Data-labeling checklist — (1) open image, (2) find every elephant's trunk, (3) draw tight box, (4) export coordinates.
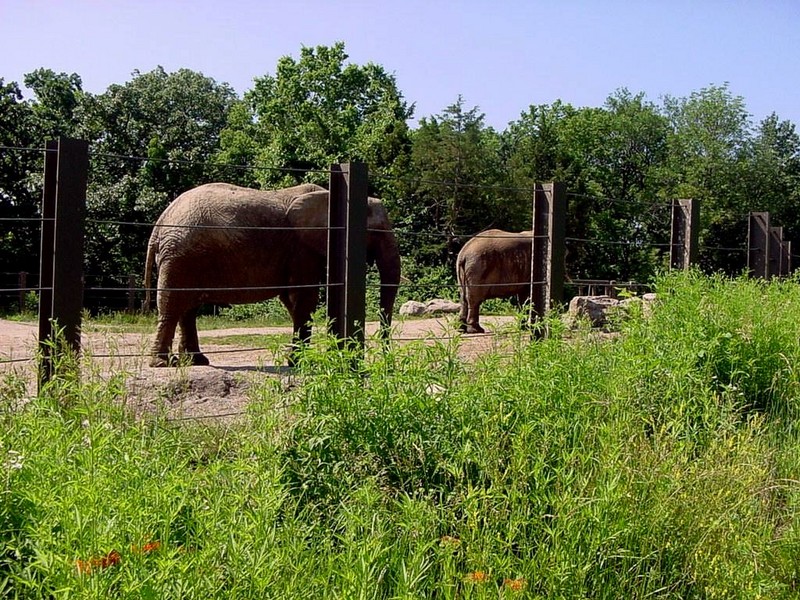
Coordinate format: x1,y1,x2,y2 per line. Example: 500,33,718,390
374,229,401,332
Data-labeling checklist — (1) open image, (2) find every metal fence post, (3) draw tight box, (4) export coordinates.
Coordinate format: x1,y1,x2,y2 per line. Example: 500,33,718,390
670,198,699,270
38,137,88,388
529,182,566,335
327,162,368,351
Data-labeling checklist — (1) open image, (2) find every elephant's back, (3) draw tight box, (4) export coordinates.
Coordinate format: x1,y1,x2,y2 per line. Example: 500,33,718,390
156,183,287,228
151,183,296,278
458,229,533,282
459,229,533,257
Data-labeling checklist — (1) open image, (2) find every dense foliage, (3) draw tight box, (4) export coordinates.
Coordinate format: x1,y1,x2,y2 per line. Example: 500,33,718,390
1,43,799,309
5,273,800,597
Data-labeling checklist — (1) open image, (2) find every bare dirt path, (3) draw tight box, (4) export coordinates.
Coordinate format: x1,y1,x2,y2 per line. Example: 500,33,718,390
0,316,517,421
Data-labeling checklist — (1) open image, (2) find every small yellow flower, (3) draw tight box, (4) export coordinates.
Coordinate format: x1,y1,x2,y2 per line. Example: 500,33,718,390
503,577,527,592
75,550,121,575
439,535,460,547
464,570,489,584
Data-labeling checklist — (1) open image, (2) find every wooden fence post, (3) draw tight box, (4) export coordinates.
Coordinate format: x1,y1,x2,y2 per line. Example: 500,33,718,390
18,272,27,313
783,240,792,275
529,182,566,335
670,198,699,270
38,141,58,386
327,162,368,351
127,274,137,313
747,212,770,279
38,137,88,389
769,226,784,279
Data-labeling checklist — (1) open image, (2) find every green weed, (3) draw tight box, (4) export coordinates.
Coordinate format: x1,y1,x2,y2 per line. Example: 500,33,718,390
4,272,800,597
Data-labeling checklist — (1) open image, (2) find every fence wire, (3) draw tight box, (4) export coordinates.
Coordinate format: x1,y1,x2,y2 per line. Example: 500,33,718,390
90,149,337,177
0,143,790,374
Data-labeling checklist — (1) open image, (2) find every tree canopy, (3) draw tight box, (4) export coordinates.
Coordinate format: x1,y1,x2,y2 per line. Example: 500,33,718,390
223,42,413,191
1,44,799,311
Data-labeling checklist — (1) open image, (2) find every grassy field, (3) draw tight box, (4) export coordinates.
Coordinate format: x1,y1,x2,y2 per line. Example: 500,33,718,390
3,271,800,598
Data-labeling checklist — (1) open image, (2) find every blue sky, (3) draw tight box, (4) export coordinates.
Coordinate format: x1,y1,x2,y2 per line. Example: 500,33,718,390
3,0,799,130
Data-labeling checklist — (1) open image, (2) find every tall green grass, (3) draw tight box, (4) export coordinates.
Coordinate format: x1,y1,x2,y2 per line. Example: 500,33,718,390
4,271,800,598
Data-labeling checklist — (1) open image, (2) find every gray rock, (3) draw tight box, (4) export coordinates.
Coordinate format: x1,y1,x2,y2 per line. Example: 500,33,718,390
400,299,461,316
568,295,621,327
567,293,657,327
424,299,460,315
399,300,427,316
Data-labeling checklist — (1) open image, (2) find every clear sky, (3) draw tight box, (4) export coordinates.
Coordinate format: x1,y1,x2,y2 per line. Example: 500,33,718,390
2,0,799,131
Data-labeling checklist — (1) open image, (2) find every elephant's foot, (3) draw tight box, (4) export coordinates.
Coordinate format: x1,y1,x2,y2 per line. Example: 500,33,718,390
150,352,209,367
287,346,304,368
150,355,170,368
287,339,309,368
173,352,209,367
465,323,485,334
188,352,210,366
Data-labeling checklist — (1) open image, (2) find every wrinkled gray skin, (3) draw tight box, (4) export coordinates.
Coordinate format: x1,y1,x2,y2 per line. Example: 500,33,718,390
144,182,401,367
456,229,533,333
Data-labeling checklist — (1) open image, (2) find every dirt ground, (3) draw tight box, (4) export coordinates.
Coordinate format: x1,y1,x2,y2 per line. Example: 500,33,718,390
0,316,517,421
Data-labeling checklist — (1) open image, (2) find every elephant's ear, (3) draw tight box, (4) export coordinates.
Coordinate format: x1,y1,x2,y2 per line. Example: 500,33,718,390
285,190,330,255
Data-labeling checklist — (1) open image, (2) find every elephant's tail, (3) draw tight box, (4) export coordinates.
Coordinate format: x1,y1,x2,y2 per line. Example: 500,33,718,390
143,230,158,312
456,255,467,302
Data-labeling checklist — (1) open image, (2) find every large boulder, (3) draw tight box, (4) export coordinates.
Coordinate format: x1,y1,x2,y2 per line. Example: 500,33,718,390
566,293,657,328
423,299,460,315
399,299,461,317
399,301,427,316
568,295,620,327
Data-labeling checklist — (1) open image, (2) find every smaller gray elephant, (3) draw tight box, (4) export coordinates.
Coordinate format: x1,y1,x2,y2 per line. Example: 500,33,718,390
456,229,534,333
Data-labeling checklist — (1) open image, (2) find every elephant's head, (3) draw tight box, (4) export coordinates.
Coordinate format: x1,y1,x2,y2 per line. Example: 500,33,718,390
286,190,401,330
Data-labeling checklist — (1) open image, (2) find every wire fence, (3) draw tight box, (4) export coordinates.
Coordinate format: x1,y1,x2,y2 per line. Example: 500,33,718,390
0,143,786,375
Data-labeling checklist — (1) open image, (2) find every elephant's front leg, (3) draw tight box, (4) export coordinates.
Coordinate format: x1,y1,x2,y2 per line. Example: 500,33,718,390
178,307,209,366
281,289,318,367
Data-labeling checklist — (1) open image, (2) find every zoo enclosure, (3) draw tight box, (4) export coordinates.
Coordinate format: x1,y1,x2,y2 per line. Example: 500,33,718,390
1,137,796,376
25,139,375,384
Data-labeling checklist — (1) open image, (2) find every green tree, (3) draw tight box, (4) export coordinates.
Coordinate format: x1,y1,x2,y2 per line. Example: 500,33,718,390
661,84,752,273
77,67,237,303
393,97,510,271
0,79,39,292
504,92,670,283
748,114,800,244
80,66,236,207
239,42,413,191
23,68,84,140
0,70,86,289
558,91,670,281
502,100,577,188
213,100,261,188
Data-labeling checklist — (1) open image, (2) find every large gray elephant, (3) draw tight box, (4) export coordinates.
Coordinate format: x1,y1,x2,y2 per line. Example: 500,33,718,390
456,229,533,333
143,182,401,367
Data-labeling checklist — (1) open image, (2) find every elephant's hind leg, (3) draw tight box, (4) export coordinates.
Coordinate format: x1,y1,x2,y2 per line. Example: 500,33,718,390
465,305,486,334
457,291,469,332
178,308,209,366
463,286,485,334
150,314,179,367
